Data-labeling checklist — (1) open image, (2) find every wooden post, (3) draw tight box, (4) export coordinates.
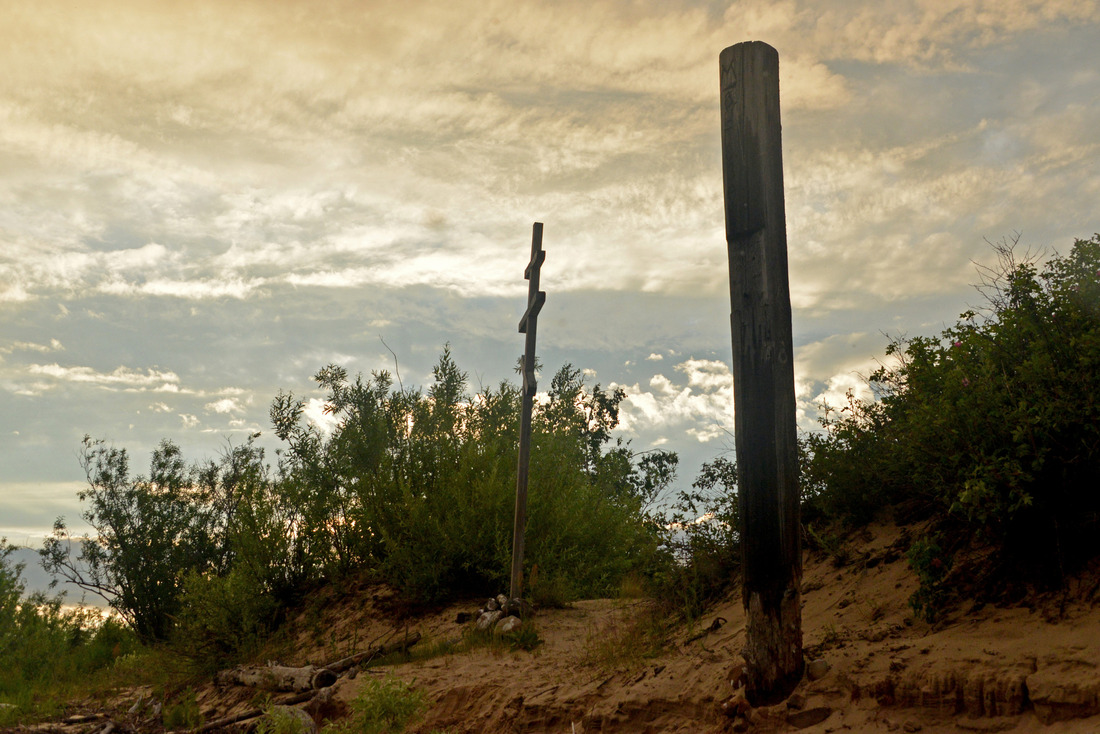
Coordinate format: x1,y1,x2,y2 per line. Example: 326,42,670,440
719,41,803,705
511,222,545,601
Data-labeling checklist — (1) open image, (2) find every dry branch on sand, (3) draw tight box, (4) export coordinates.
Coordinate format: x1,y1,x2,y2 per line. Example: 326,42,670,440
213,631,421,693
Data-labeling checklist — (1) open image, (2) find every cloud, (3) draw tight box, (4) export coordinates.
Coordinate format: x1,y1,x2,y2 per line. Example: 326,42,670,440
617,338,891,446
1,0,1098,502
1,339,63,354
27,363,181,391
615,358,735,444
721,0,1100,70
1,0,1094,318
204,397,244,415
302,398,339,436
793,332,886,428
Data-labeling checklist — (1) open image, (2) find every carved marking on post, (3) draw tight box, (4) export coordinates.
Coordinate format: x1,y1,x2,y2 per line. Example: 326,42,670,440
510,222,545,600
720,41,803,705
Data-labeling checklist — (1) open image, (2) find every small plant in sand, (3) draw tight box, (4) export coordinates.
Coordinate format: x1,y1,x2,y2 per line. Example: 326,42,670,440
161,687,202,730
581,603,668,672
257,705,313,734
461,620,543,655
322,676,427,734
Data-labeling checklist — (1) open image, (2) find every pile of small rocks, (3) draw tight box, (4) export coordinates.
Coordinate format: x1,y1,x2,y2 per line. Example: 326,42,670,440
465,594,531,635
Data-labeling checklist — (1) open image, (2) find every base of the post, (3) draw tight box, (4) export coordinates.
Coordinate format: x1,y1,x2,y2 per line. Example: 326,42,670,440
743,586,804,706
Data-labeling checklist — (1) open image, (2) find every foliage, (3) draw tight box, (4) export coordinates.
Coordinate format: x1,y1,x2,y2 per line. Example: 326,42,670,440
41,438,219,641
502,622,543,652
42,434,298,652
50,346,678,649
650,457,741,619
162,686,202,730
257,705,311,734
803,235,1100,602
322,676,427,734
462,618,543,654
272,347,676,605
906,535,953,621
581,603,669,673
172,566,278,673
0,541,140,723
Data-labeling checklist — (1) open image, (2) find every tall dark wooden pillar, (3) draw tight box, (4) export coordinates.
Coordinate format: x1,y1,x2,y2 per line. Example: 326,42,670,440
719,40,803,705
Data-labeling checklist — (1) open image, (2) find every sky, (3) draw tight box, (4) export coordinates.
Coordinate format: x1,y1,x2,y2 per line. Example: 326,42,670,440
2,0,1099,554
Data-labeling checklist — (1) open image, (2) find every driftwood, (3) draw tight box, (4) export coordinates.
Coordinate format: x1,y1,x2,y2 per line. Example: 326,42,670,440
684,616,728,644
193,691,315,733
213,631,422,694
214,663,337,692
325,631,422,674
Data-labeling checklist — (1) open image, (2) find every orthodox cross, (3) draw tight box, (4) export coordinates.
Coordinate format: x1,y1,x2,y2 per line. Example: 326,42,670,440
510,222,545,601
720,41,803,704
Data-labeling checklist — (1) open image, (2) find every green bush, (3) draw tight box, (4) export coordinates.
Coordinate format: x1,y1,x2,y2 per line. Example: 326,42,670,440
906,535,953,621
40,438,220,641
257,705,312,734
162,687,202,730
0,541,140,722
323,676,427,734
272,347,675,605
51,346,678,645
43,433,306,649
650,457,741,618
172,565,278,671
804,235,1100,599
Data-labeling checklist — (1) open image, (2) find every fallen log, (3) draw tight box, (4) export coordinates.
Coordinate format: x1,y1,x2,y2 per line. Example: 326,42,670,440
194,691,315,733
324,631,422,674
213,631,422,693
214,663,337,692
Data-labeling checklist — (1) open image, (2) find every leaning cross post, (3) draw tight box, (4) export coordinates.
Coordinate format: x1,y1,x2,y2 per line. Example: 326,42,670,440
510,222,546,601
719,41,803,704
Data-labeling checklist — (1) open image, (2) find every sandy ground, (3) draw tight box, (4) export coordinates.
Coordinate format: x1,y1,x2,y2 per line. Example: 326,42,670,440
253,522,1100,733
34,523,1100,733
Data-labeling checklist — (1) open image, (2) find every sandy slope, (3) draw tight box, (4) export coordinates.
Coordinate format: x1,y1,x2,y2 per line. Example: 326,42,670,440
38,523,1100,733
295,523,1100,733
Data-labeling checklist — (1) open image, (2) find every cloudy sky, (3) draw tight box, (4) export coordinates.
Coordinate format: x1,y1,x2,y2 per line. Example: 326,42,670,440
2,0,1099,548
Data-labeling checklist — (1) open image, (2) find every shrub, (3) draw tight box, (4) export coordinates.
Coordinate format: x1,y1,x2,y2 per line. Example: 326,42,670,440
0,541,140,722
162,687,202,730
172,565,278,672
272,348,675,605
40,439,219,641
257,705,313,734
804,235,1100,596
51,346,679,645
906,535,953,621
323,676,427,734
650,457,741,618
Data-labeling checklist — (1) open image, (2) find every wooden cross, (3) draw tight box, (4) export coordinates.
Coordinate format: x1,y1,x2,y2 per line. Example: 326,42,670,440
720,41,803,705
510,222,545,600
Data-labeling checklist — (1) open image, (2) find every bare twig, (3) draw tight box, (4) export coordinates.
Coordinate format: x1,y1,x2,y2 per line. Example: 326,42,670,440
379,335,403,391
